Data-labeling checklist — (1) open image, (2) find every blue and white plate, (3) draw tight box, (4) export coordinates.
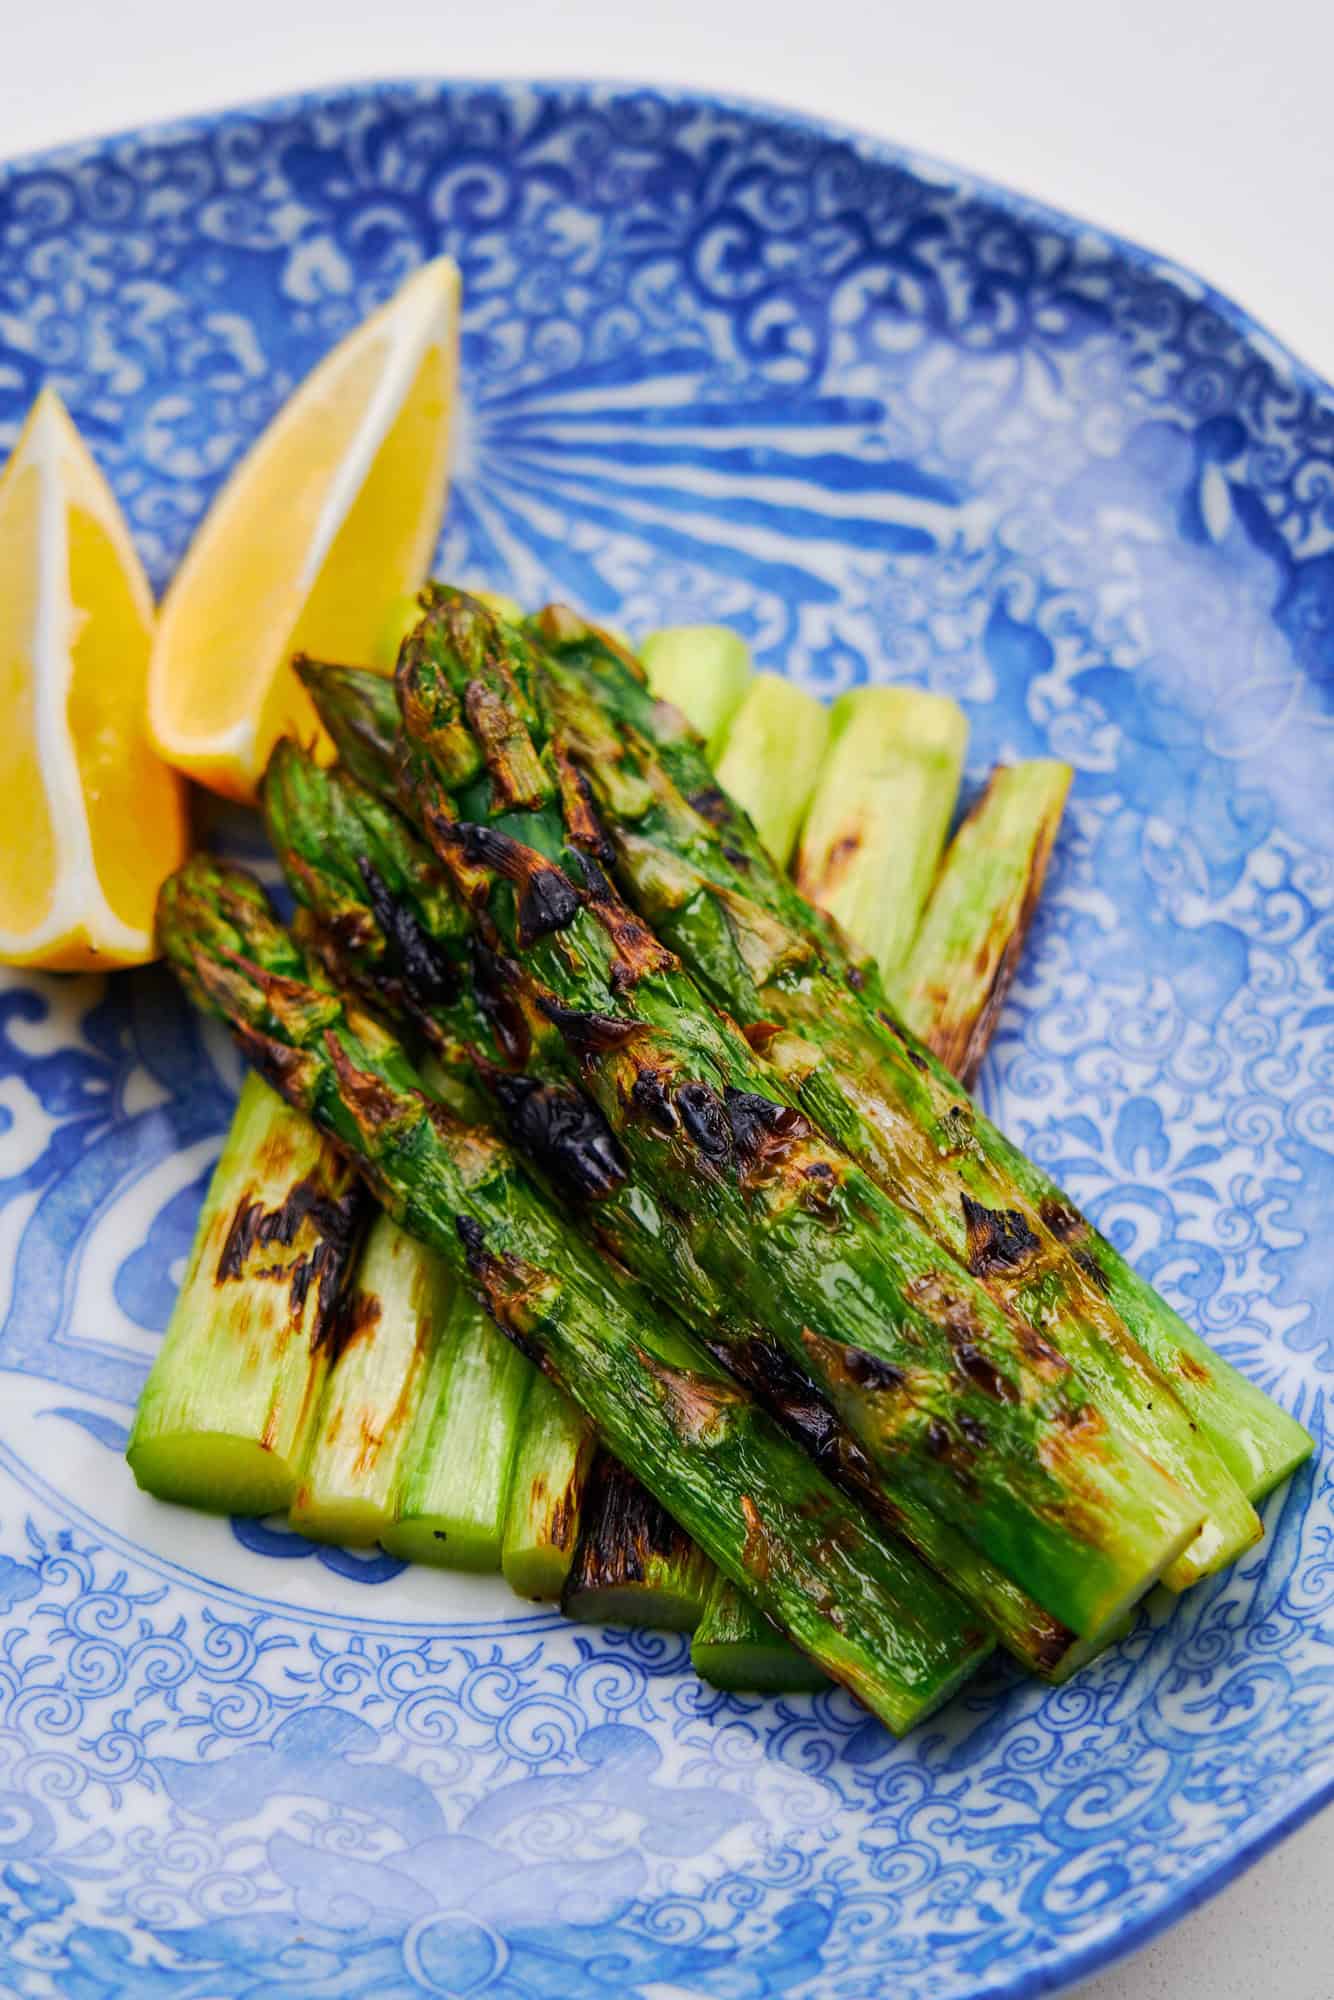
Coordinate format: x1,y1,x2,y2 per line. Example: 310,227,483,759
0,80,1330,2000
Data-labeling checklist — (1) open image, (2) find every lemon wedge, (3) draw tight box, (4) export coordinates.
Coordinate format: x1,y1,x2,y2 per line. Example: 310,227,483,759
0,389,189,971
149,256,461,802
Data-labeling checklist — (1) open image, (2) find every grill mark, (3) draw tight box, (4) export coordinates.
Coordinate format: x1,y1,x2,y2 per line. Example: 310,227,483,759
962,1193,1041,1276
537,994,645,1059
952,1341,1020,1403
688,786,731,826
356,857,459,1007
629,1068,678,1135
468,935,533,1068
449,823,583,946
492,1073,628,1201
216,1172,363,1348
724,1087,813,1185
1040,1198,1087,1242
676,1081,731,1162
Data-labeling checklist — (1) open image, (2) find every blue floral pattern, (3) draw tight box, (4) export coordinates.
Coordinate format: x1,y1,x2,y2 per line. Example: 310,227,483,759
0,79,1330,2000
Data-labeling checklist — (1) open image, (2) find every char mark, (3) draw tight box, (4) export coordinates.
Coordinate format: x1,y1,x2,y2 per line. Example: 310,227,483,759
454,823,582,946
630,1068,678,1136
356,857,459,1008
537,994,644,1058
676,1081,732,1162
687,786,732,827
492,1074,628,1201
952,1340,1019,1402
962,1193,1041,1276
467,934,533,1068
217,1173,363,1343
724,1087,812,1176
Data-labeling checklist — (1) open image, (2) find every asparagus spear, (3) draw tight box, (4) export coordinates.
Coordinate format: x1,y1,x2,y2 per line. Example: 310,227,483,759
503,1373,596,1599
128,1072,365,1514
562,1455,715,1631
265,728,1086,1677
639,624,752,759
794,685,969,978
388,593,1205,1641
532,614,1270,1575
289,1209,442,1544
382,1283,530,1568
156,856,994,1733
895,761,1072,1081
713,673,831,867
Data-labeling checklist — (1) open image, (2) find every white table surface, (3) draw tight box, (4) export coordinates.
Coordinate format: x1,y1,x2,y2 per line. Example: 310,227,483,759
4,4,1330,1994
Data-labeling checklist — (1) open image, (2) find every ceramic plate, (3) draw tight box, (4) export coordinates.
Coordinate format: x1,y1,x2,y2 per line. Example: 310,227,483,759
0,80,1330,2000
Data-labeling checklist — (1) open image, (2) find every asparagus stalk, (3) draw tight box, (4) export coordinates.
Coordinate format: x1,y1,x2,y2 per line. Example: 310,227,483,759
532,614,1269,1578
387,593,1205,1641
713,672,831,867
692,1570,830,1694
381,1283,530,1568
128,1072,365,1514
639,624,752,759
156,856,994,1733
794,685,969,978
896,761,1073,1080
695,767,1067,1691
266,727,1086,1677
562,1455,715,1631
502,1374,596,1599
289,1209,443,1544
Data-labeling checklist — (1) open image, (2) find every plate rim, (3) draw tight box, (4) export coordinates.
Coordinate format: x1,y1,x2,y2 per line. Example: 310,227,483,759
1,71,1330,2000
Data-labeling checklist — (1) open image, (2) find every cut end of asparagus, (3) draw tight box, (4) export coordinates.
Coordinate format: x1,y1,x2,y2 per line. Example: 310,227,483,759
713,672,832,867
500,1374,595,1600
796,684,968,978
129,1433,298,1517
381,1292,530,1573
691,1574,830,1692
639,624,752,760
561,1455,715,1632
383,1513,512,1571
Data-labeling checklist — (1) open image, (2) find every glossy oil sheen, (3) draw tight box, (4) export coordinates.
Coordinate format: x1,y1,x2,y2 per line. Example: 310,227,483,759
0,78,1330,2000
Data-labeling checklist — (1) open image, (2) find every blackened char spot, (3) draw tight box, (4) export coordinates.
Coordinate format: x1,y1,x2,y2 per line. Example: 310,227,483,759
455,823,582,947
724,1087,811,1176
356,858,458,1007
455,1214,487,1264
676,1081,731,1162
688,786,731,827
630,1069,678,1136
839,1346,905,1393
325,1287,382,1364
846,963,866,992
468,935,532,1068
962,1193,1040,1276
492,1074,627,1201
926,1418,952,1460
721,844,750,871
878,1008,928,1069
958,1411,988,1448
516,868,582,945
711,1333,847,1476
217,1173,363,1346
538,995,643,1058
567,849,616,902
952,1342,1020,1403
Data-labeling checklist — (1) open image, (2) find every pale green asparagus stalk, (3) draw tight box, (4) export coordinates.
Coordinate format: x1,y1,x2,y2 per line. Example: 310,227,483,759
502,1374,596,1600
640,624,752,758
714,672,831,867
290,1210,443,1544
381,1284,530,1568
896,761,1073,1081
562,1455,715,1631
794,685,969,978
128,1072,365,1514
